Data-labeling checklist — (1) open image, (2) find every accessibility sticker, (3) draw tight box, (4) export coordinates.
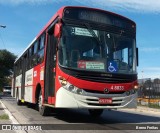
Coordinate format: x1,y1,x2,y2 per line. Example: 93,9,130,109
108,61,118,72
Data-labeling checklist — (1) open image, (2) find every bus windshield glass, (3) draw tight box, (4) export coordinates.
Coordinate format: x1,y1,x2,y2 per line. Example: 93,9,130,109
59,25,136,74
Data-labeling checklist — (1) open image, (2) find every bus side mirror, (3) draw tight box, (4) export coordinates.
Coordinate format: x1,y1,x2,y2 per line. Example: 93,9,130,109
136,48,139,66
54,23,62,38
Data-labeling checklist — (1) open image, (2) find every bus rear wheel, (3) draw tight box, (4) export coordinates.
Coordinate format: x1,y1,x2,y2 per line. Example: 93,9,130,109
88,109,103,117
38,91,49,116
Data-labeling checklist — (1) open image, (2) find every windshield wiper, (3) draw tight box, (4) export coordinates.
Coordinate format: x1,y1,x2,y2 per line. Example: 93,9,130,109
83,23,102,46
83,23,103,57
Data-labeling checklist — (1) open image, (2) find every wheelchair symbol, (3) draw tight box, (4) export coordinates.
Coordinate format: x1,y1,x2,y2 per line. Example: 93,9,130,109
108,62,117,72
71,28,75,35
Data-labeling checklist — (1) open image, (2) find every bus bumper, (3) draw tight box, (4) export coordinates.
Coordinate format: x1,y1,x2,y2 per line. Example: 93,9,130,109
55,87,137,109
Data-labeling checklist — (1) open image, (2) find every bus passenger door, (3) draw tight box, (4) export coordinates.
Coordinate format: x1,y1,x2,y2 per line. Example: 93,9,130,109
44,33,57,104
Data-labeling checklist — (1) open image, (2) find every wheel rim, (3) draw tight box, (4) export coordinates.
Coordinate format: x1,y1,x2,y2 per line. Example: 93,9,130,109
38,94,42,111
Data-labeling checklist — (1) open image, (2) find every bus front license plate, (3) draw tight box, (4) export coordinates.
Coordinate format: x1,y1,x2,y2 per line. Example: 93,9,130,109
99,98,112,104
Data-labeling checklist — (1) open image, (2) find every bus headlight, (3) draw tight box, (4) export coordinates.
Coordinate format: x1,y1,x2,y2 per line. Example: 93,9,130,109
59,76,67,86
76,88,84,95
58,76,85,95
68,85,75,92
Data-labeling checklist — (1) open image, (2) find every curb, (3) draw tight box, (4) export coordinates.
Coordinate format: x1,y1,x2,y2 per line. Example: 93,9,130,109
137,106,160,112
0,100,26,133
0,100,19,124
119,106,160,114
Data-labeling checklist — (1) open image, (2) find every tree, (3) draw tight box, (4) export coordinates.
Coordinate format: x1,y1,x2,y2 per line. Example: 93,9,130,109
0,49,17,91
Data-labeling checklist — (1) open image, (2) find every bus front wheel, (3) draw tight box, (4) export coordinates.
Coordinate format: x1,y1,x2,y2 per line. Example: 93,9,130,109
38,91,49,116
88,109,103,117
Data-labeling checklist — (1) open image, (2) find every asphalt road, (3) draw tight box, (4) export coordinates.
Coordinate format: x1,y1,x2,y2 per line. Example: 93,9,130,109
0,95,160,133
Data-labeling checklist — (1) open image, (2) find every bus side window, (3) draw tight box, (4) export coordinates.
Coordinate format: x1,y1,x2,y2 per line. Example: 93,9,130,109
17,61,20,75
15,64,18,76
34,41,38,54
31,41,38,67
32,55,37,68
29,48,32,57
37,49,44,64
29,45,35,69
37,34,45,64
27,48,32,70
24,53,28,71
25,51,28,71
19,60,22,74
16,60,21,76
38,34,45,50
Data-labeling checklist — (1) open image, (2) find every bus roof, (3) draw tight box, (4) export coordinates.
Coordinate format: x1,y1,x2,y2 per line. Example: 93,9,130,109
14,6,135,64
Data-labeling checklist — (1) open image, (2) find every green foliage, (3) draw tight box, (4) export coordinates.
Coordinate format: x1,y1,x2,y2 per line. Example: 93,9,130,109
0,114,9,120
149,103,160,109
0,49,17,90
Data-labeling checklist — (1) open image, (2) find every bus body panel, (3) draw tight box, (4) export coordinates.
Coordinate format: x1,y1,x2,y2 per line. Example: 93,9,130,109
56,66,137,93
32,64,45,103
24,68,33,103
56,87,137,108
55,66,137,108
68,75,136,92
15,74,22,99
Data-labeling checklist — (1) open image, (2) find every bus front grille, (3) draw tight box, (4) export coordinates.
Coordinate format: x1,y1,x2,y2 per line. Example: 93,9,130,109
75,74,136,83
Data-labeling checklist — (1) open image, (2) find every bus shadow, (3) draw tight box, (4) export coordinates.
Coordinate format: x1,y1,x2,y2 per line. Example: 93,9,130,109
48,108,160,124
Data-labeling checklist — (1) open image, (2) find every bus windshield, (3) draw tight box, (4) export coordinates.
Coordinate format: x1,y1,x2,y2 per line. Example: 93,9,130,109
59,25,136,74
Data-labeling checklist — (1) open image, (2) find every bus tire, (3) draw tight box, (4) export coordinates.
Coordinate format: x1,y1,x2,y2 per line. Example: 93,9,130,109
16,90,21,106
88,109,103,117
38,91,49,116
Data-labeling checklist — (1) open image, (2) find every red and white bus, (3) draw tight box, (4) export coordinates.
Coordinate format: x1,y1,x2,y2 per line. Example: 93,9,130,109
12,6,139,117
